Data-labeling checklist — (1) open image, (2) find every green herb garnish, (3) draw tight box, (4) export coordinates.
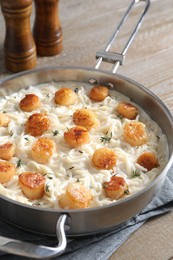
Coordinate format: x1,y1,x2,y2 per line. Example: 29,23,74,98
100,132,112,144
46,184,50,192
124,189,130,195
67,166,74,170
16,159,22,168
52,130,59,136
131,170,140,178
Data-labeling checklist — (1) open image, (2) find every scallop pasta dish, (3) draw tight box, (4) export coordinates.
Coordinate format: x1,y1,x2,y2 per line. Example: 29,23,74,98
0,81,168,209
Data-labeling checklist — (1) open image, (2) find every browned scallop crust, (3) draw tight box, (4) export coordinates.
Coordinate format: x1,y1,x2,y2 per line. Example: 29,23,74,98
89,85,109,101
92,147,117,170
103,176,128,200
19,94,41,112
0,113,10,127
25,113,50,136
137,152,159,171
0,142,15,160
123,121,148,146
0,161,15,183
73,108,99,130
64,126,90,147
18,172,45,200
116,102,138,120
59,183,92,209
54,88,77,106
31,137,56,164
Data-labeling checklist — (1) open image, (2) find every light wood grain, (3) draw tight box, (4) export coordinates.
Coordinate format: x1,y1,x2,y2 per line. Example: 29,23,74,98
0,0,173,259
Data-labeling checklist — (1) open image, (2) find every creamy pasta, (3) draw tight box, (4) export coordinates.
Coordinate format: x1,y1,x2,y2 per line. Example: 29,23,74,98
0,82,168,209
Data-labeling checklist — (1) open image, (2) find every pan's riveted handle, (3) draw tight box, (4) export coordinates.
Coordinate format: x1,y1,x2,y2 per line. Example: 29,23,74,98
95,0,150,73
0,214,68,259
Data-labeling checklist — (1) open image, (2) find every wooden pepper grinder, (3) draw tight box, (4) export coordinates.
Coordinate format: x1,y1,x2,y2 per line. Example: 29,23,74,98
33,0,63,56
0,0,37,73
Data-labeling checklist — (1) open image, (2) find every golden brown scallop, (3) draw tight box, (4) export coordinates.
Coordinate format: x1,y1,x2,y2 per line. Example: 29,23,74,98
64,126,90,147
0,113,10,127
25,113,50,137
59,183,92,209
103,175,128,200
137,151,159,171
123,121,148,146
116,102,138,119
54,88,78,106
0,161,15,183
18,172,45,200
92,147,117,170
73,108,99,130
31,137,56,164
19,94,41,112
0,142,15,160
89,85,109,101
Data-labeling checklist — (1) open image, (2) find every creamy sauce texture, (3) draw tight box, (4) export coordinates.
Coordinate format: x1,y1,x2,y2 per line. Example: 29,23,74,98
0,82,168,208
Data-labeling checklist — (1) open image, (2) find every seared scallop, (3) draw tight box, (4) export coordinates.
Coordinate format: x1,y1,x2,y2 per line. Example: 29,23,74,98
19,94,41,112
0,161,15,183
18,172,45,200
123,121,148,146
25,113,50,137
59,183,92,209
0,113,10,127
92,147,117,170
31,137,56,164
89,85,109,101
116,102,138,120
73,108,99,130
137,151,159,171
64,126,90,147
103,176,128,200
54,88,78,106
0,142,15,160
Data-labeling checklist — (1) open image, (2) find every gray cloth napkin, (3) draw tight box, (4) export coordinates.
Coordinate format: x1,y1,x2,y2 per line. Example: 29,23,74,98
0,164,173,260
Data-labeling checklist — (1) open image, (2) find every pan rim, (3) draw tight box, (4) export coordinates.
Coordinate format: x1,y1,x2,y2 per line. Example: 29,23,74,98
0,65,172,214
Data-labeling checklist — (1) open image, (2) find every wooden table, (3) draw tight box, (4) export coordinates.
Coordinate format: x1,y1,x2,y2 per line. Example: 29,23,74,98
0,0,173,259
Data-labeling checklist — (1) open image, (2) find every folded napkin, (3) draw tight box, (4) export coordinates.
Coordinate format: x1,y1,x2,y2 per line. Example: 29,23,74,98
0,164,173,260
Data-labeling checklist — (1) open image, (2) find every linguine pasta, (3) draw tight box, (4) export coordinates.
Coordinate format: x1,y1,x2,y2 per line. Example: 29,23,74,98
0,82,168,208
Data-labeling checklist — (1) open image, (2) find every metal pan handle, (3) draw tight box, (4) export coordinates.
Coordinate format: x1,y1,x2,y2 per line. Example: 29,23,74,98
0,214,68,259
95,0,150,73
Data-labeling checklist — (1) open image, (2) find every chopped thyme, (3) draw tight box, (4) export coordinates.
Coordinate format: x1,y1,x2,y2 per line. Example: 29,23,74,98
116,114,124,119
52,130,59,136
100,132,112,144
2,111,6,113
16,159,22,168
9,131,13,136
45,184,50,192
124,189,130,195
24,137,29,141
76,178,80,182
67,166,74,170
131,170,140,178
78,150,83,154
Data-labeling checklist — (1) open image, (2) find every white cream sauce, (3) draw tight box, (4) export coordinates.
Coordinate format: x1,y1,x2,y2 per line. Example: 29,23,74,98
0,82,168,208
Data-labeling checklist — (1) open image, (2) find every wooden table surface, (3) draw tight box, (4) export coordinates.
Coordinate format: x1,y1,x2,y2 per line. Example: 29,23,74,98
0,0,173,259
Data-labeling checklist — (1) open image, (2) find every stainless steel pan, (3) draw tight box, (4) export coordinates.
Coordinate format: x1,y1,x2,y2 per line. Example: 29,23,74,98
0,0,172,258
